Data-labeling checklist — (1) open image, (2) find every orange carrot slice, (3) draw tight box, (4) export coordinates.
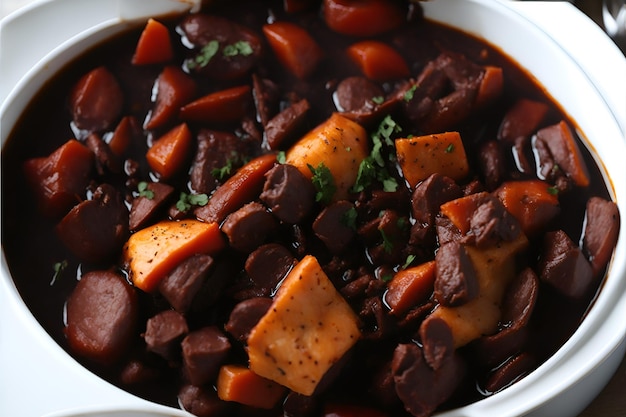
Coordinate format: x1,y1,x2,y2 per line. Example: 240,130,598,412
217,364,286,409
132,18,173,65
146,123,192,179
179,85,251,124
347,40,410,81
263,21,323,79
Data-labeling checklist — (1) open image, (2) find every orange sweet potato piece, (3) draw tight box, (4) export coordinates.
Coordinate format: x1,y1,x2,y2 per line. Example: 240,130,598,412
396,131,469,188
179,85,251,124
217,364,286,409
347,40,410,82
195,153,277,224
23,139,94,218
132,18,173,65
386,261,436,316
123,219,225,293
494,180,560,237
323,0,404,37
146,123,192,179
475,65,503,108
263,21,323,79
145,66,197,130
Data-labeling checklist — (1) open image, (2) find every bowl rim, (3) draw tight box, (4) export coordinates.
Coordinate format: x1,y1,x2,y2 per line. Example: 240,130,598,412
1,1,625,416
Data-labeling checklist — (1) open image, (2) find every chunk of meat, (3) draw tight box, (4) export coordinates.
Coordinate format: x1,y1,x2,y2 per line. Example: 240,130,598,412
583,197,620,277
261,164,315,224
182,326,231,386
392,343,465,417
264,99,310,149
498,98,549,142
69,66,123,132
143,310,188,360
411,173,463,226
313,200,356,254
468,195,521,248
129,182,175,231
85,133,121,175
434,241,478,307
419,316,454,371
158,254,215,313
180,14,262,80
484,352,535,394
252,74,280,127
221,202,277,252
190,129,246,194
178,384,231,417
244,243,297,296
56,184,129,263
538,229,593,298
225,297,273,342
65,270,137,364
478,140,505,191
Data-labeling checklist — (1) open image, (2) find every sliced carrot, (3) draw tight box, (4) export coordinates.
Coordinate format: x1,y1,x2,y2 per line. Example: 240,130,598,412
475,65,503,108
146,123,192,179
285,113,369,201
217,364,286,409
323,0,405,37
132,18,173,65
396,131,469,188
195,153,277,224
179,85,251,124
498,98,550,142
145,66,197,131
262,21,323,79
123,219,225,292
536,120,590,187
386,260,436,316
439,192,489,234
347,40,410,81
494,180,560,237
23,139,94,218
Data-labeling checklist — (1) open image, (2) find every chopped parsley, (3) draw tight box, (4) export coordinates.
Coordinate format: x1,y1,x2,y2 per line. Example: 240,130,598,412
547,186,559,196
403,84,418,102
402,254,417,270
188,40,219,69
137,181,155,199
445,143,455,153
222,40,253,57
50,260,68,286
371,96,384,105
277,151,286,164
176,191,209,212
380,229,394,254
341,206,358,231
352,115,401,193
188,39,253,69
308,162,336,205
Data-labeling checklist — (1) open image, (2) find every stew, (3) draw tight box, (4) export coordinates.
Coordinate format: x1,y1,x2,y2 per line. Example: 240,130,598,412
1,1,620,417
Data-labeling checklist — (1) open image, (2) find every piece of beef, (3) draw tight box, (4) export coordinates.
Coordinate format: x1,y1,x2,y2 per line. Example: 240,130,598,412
65,270,137,364
538,229,593,298
158,254,215,313
56,183,129,263
264,99,310,149
260,164,315,224
224,297,273,342
583,196,620,277
434,241,478,306
144,310,189,360
221,202,277,252
245,243,296,296
313,200,356,254
182,326,231,386
129,182,175,231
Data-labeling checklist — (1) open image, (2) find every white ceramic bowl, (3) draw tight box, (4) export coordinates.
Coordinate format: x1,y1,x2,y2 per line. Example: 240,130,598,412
1,1,625,417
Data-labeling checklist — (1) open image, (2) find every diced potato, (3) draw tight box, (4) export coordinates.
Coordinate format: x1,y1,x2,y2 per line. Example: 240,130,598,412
396,131,469,188
247,255,361,395
429,233,529,347
285,113,369,201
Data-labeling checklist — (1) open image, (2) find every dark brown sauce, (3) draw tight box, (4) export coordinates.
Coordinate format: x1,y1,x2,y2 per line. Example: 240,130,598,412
1,1,613,415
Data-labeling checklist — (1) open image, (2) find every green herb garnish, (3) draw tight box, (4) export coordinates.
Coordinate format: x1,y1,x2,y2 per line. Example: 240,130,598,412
277,151,286,164
176,191,209,212
137,181,155,199
308,162,336,205
403,84,418,102
547,186,559,196
50,260,68,286
188,40,219,69
371,96,384,105
445,143,455,153
380,229,394,254
222,40,253,57
341,206,358,231
402,254,417,270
